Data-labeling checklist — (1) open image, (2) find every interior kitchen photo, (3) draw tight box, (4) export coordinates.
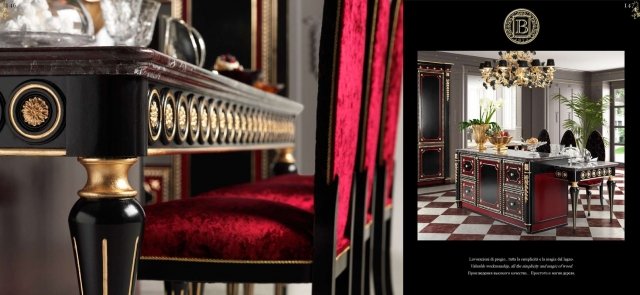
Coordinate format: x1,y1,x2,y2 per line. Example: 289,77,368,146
417,51,625,241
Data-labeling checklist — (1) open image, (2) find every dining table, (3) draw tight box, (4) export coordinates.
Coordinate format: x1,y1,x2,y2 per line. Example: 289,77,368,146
0,47,303,295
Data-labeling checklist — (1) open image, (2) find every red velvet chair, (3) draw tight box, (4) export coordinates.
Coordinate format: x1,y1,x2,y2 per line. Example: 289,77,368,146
350,0,393,293
138,0,369,294
371,1,403,294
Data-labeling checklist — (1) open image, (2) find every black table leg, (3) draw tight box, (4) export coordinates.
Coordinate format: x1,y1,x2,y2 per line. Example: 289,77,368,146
586,189,592,217
69,158,144,295
607,176,616,221
570,182,579,230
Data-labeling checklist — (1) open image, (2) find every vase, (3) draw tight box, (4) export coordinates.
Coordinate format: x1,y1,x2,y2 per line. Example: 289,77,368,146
471,124,490,151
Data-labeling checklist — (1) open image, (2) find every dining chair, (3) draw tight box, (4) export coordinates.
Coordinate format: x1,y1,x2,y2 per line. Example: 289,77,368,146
372,1,402,294
350,0,393,293
560,130,577,147
137,1,369,295
536,129,551,153
580,130,606,215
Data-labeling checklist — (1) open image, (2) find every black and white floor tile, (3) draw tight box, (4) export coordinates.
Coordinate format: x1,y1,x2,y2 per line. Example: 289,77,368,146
417,170,625,241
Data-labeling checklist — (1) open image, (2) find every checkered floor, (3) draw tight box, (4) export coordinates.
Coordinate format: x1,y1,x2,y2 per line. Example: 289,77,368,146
417,170,625,241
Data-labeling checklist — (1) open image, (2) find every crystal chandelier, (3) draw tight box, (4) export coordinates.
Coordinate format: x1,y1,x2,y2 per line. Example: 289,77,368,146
479,51,555,89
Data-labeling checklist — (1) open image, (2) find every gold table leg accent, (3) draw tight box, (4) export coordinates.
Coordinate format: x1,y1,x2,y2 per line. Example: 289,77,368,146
78,157,138,198
102,239,108,295
275,147,296,164
272,147,297,175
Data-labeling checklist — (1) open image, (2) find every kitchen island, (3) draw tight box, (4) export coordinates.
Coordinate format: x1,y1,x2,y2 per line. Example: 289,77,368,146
455,148,569,233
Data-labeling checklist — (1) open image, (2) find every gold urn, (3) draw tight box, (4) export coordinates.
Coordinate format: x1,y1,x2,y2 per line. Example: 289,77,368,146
470,124,490,150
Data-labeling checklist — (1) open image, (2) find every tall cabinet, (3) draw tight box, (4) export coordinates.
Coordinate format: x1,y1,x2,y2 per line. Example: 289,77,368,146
417,62,451,186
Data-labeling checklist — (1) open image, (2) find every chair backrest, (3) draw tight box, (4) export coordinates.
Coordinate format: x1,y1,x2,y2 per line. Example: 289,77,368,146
357,0,392,213
378,0,403,202
586,130,606,161
560,130,577,147
314,0,368,253
536,129,551,153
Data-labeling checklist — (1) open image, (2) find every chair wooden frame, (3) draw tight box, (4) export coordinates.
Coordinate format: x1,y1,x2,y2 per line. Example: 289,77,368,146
371,1,403,294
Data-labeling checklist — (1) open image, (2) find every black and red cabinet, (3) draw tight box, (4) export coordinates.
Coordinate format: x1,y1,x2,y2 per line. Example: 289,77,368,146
455,149,570,233
418,62,451,186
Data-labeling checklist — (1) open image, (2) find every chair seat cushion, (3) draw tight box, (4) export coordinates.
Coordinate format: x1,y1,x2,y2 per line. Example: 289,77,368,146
578,178,603,187
201,174,315,214
142,174,350,261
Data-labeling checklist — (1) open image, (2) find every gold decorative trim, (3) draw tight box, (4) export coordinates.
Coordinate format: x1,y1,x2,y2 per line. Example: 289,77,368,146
234,105,241,143
251,0,258,69
128,236,139,295
78,157,138,198
246,108,254,143
275,147,296,164
218,102,228,143
140,256,312,265
209,101,219,143
144,166,171,204
165,103,175,133
176,94,189,143
199,98,210,143
73,237,84,295
0,149,66,156
147,143,294,156
162,90,177,142
241,107,248,143
454,153,459,184
172,155,183,200
335,245,350,261
523,163,530,204
102,238,108,295
226,104,235,143
9,82,64,141
188,96,200,142
22,96,49,127
258,110,265,143
148,89,162,143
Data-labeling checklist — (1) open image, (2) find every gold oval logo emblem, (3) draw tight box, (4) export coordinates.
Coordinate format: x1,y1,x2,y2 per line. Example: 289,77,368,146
504,8,539,45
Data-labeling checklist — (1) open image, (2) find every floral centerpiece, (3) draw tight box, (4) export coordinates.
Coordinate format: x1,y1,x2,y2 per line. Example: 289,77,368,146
459,98,503,150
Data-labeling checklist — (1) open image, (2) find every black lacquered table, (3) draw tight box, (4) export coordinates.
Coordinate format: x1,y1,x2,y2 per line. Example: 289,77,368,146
551,161,619,229
0,47,303,295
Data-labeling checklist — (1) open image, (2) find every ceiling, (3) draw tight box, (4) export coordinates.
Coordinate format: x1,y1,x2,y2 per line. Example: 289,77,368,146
441,51,624,72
